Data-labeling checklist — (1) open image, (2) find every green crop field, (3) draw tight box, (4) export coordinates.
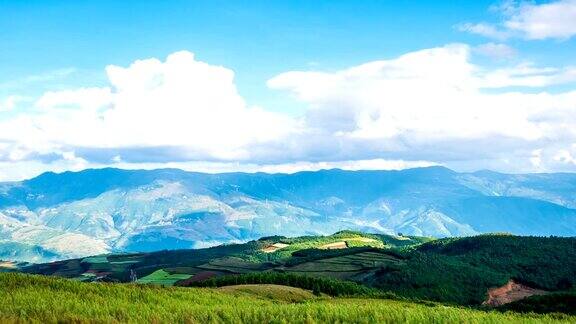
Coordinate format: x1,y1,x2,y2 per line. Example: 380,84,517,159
137,269,192,286
1,273,574,323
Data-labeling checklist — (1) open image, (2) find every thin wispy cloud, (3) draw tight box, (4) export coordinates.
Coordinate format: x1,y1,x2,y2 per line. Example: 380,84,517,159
459,0,576,40
473,43,516,60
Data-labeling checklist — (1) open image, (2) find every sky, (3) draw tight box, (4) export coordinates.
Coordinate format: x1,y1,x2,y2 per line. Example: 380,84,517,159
1,0,576,180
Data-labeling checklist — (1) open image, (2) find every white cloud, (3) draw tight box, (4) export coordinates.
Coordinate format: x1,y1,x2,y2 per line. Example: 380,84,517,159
0,158,88,182
257,159,438,174
1,46,576,180
0,51,296,165
554,149,576,165
0,95,25,111
480,64,576,88
474,43,516,59
530,149,543,169
505,0,576,40
457,23,511,40
36,88,112,112
460,0,576,40
269,44,575,141
96,51,295,155
268,44,576,172
0,68,76,90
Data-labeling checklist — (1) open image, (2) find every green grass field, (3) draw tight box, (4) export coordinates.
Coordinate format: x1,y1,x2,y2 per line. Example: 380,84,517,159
1,273,574,323
218,284,316,302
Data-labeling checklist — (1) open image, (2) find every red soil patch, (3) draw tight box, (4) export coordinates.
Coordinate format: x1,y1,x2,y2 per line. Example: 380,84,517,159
483,280,548,307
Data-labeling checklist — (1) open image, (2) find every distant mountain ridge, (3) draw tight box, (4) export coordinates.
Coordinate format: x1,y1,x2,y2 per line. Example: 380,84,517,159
1,166,576,262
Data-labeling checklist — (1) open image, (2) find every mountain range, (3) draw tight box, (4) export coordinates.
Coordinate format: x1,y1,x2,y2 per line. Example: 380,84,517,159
1,166,576,262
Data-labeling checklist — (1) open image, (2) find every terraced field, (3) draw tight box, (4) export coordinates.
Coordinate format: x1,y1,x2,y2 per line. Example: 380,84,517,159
21,231,400,285
197,257,269,273
281,251,403,280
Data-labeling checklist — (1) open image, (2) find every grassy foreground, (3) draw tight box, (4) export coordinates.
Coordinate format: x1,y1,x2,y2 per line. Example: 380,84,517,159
1,273,574,323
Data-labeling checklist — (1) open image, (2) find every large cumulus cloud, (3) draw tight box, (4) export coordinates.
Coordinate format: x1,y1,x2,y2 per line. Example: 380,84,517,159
267,44,576,171
0,51,296,178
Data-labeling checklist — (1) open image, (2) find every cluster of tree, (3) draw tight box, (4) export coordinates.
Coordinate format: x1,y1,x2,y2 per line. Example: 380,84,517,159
416,235,576,291
257,235,287,242
370,235,576,305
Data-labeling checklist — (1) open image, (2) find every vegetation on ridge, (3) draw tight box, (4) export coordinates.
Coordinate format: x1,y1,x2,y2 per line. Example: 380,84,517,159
369,235,576,304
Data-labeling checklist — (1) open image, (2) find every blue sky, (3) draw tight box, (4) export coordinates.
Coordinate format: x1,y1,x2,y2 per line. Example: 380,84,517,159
2,1,467,108
1,0,576,180
4,0,572,111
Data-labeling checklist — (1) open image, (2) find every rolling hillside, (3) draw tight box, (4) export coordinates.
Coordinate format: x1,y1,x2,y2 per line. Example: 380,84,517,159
18,232,576,307
3,272,572,323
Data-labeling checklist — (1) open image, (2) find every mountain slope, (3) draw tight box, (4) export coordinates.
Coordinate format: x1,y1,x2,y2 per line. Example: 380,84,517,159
1,167,576,262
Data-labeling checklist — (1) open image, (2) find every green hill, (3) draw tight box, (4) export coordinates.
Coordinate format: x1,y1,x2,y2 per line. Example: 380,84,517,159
1,273,574,323
500,292,576,315
22,231,420,282
367,234,576,304
19,232,576,310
